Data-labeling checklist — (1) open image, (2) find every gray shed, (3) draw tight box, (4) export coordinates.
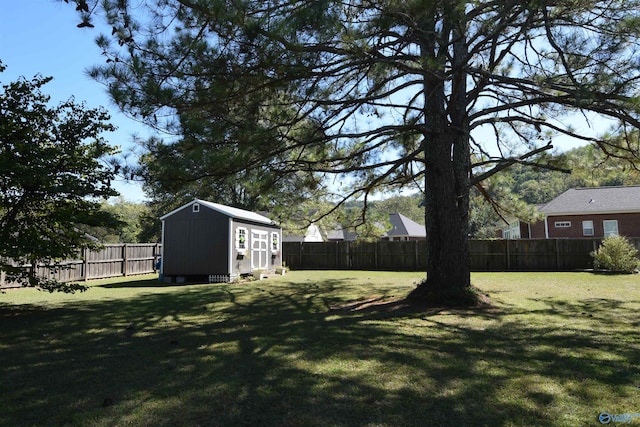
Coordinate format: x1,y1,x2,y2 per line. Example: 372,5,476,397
160,199,282,282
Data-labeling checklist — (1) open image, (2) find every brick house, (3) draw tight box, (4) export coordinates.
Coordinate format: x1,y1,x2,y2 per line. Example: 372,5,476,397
502,186,640,239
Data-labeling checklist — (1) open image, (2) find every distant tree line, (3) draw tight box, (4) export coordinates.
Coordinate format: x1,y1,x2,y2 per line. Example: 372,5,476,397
96,142,640,243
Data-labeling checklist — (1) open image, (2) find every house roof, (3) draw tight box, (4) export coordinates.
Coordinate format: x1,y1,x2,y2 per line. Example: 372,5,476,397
540,186,640,215
326,228,358,241
385,213,426,238
160,199,277,226
283,223,325,242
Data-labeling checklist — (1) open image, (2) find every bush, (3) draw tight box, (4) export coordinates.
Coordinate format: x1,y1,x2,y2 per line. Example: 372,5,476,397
591,235,640,273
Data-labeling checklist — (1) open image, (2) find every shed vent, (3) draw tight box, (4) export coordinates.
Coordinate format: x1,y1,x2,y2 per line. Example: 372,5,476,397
193,203,200,213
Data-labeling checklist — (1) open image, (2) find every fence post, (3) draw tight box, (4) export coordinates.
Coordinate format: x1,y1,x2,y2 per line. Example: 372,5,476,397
506,239,511,271
300,242,304,270
374,242,378,270
122,244,128,277
83,247,89,281
154,243,161,272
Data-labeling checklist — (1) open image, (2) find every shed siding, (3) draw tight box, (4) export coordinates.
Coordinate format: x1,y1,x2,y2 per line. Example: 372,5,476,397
163,206,230,276
230,221,282,275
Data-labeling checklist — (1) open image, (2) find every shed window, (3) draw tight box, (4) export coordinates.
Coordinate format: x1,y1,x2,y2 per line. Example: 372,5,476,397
271,232,279,252
192,203,200,213
582,220,594,236
554,221,571,228
236,227,247,251
603,220,619,237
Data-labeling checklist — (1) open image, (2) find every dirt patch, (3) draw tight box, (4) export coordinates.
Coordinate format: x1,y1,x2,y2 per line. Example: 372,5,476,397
330,290,494,317
331,295,408,312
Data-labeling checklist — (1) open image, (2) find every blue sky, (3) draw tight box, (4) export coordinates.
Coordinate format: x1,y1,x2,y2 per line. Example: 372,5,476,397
1,0,149,202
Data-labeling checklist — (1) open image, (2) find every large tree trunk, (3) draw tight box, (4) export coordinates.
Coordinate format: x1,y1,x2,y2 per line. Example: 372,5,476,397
408,128,473,305
408,12,474,306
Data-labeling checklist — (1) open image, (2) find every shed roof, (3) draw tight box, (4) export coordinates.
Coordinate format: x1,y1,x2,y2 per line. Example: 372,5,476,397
540,186,640,215
385,213,426,238
160,199,277,226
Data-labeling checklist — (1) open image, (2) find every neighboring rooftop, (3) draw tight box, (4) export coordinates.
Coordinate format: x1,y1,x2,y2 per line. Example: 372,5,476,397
540,186,640,215
385,213,426,238
326,228,358,241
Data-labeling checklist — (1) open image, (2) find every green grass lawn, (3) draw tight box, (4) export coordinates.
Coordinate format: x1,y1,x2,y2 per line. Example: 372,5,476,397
1,271,639,426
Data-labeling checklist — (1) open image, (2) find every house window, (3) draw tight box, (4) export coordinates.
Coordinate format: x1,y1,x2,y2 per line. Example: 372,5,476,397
603,220,619,237
582,220,594,236
192,203,200,213
554,221,571,228
503,220,521,240
271,232,279,252
236,227,247,251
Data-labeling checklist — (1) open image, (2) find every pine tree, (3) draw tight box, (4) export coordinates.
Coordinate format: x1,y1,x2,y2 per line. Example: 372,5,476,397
71,0,640,305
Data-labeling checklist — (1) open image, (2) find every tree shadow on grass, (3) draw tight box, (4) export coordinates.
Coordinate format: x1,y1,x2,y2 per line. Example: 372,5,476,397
96,276,173,288
1,277,638,426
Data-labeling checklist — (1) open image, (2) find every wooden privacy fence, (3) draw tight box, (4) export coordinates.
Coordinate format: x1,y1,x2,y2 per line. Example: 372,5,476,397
283,238,640,272
4,238,636,287
1,243,162,288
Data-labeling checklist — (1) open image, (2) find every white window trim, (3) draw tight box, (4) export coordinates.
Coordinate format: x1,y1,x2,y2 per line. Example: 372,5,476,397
271,231,280,252
603,220,619,237
582,220,594,237
192,203,200,213
236,227,248,252
554,221,571,228
503,221,521,240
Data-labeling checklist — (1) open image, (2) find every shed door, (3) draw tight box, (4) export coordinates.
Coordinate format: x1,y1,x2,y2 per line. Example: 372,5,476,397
251,230,269,270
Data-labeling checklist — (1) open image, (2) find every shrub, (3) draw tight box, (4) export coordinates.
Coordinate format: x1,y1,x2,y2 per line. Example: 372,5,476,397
591,235,640,273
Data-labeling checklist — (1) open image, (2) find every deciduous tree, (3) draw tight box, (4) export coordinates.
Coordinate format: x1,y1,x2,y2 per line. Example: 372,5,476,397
0,63,119,291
